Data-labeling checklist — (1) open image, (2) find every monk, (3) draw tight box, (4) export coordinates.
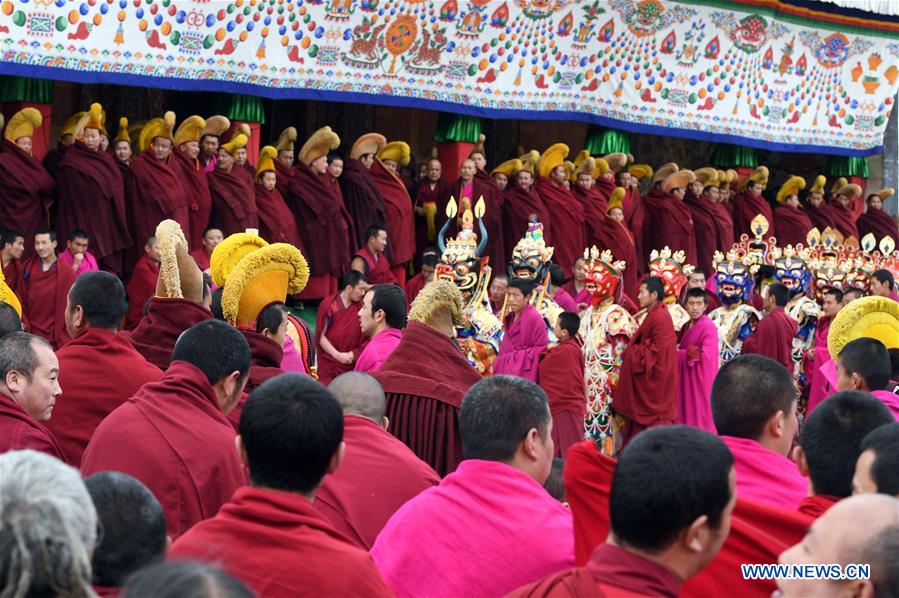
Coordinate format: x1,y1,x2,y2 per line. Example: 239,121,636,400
341,134,391,251
241,303,287,394
371,142,415,284
272,126,297,199
412,158,451,253
620,169,648,274
537,312,586,458
806,288,842,414
826,184,861,239
563,258,589,308
614,276,678,446
405,252,438,305
47,272,162,466
733,169,774,239
1,230,26,299
253,146,303,247
82,320,250,539
0,108,54,260
857,190,898,247
0,332,64,458
189,227,223,272
373,376,573,597
316,372,439,549
684,269,721,313
124,237,160,330
803,177,834,232
853,423,899,495
169,115,213,249
168,374,392,595
351,225,397,285
773,176,814,247
597,188,639,301
642,169,698,267
127,113,190,267
207,134,258,235
42,110,82,180
494,279,548,382
372,280,483,476
741,282,797,371
21,229,77,349
443,158,505,268
836,337,899,420
57,230,99,277
197,115,230,173
355,283,406,374
315,271,368,385
684,169,725,275
676,288,719,433
795,391,893,519
510,426,735,598
712,354,806,509
503,167,551,261
56,104,131,275
536,153,585,278
571,158,608,247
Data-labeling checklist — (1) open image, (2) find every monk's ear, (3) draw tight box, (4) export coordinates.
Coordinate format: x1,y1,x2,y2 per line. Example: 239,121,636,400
793,445,811,477
850,372,864,391
326,440,346,475
235,435,250,469
522,428,540,462
381,416,390,431
767,410,786,440
683,514,710,554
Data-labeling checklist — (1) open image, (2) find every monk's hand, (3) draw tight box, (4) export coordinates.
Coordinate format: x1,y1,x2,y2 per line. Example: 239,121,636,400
686,346,701,361
340,351,356,365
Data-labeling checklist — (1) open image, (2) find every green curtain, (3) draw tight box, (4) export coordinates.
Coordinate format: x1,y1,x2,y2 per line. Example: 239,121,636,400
213,94,266,123
828,156,869,178
584,125,630,155
0,76,54,104
712,144,758,168
433,112,482,143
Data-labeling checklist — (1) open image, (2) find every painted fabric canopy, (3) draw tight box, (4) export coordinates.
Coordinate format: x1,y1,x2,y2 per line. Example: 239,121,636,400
2,0,898,155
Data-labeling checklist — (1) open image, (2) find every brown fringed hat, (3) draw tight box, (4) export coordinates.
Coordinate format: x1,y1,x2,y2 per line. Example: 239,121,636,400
299,126,340,165
350,132,386,160
154,219,204,302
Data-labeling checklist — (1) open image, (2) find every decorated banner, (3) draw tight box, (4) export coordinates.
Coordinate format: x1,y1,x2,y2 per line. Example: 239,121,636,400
2,0,899,155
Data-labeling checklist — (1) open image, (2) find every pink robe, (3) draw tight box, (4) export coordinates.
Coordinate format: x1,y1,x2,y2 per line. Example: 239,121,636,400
805,315,832,415
494,305,548,382
676,316,718,433
354,328,403,374
371,459,574,597
870,390,899,420
721,435,807,510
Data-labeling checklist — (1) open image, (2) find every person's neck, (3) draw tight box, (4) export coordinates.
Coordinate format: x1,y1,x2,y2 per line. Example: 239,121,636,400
1,252,12,267
40,253,56,268
254,484,317,504
428,178,439,188
339,290,353,306
607,537,687,585
574,279,585,292
461,177,473,185
370,323,390,339
755,433,788,457
366,243,380,257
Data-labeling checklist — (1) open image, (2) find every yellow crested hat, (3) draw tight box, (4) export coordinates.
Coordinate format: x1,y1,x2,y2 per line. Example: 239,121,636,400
173,115,206,147
491,158,522,177
377,140,411,167
114,117,130,145
518,150,540,175
60,111,86,139
221,243,309,327
836,183,862,199
809,175,827,195
201,115,230,139
470,133,486,157
300,126,340,166
629,163,654,181
75,103,107,138
652,162,679,184
873,188,895,201
233,123,251,141
4,108,42,146
572,149,590,170
138,111,176,153
574,156,596,181
351,132,386,160
739,166,769,191
608,187,626,215
210,231,270,287
222,133,248,157
776,176,806,203
0,267,22,318
154,220,204,302
603,153,627,172
408,278,464,328
537,143,570,178
831,177,848,195
662,169,696,193
256,146,277,180
694,167,719,188
594,157,610,178
275,127,297,153
828,296,899,361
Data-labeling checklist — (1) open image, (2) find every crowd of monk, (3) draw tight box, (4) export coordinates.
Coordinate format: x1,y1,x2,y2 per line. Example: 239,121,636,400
1,100,899,598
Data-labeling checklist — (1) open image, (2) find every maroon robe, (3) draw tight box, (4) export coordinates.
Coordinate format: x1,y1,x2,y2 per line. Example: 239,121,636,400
804,203,834,232
81,361,246,539
537,338,587,458
2,259,25,301
273,160,295,198
825,201,859,239
413,178,452,253
42,145,67,181
171,149,212,249
774,205,814,247
733,190,774,240
404,272,427,304
797,494,841,520
124,255,159,330
856,207,898,246
441,174,507,268
21,256,76,350
353,246,398,285
208,167,258,235
642,188,697,266
0,392,65,458
710,200,735,250
372,320,483,476
624,186,647,275
740,306,798,372
370,160,415,269
127,153,190,261
340,159,391,251
47,327,163,466
254,183,303,247
571,185,608,247
190,248,211,272
119,297,213,370
0,143,53,258
503,185,552,261
536,178,586,278
685,190,723,275
56,141,131,274
168,486,392,596
614,302,678,439
596,217,639,301
243,330,284,394
315,414,441,549
315,293,366,385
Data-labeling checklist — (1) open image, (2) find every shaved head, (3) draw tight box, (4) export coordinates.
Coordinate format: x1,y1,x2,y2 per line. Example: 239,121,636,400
327,372,386,422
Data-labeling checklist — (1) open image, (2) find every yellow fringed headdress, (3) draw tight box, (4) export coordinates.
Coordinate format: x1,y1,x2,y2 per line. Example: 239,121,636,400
114,117,130,145
173,115,206,147
836,183,862,199
874,188,895,201
491,158,522,177
201,115,231,139
60,111,86,140
138,111,176,153
155,220,204,302
256,146,277,180
573,156,596,182
222,133,248,158
4,108,42,146
408,278,464,328
351,132,385,160
0,267,22,318
831,177,848,195
300,126,340,166
275,127,297,153
777,176,806,204
518,150,540,175
74,103,107,138
603,153,627,173
221,243,309,327
209,232,270,287
662,169,696,193
377,140,411,167
593,157,610,178
809,175,827,195
608,187,626,215
828,296,899,361
470,133,486,157
536,143,569,178
739,166,769,191
694,167,719,188
652,162,679,184
629,163,653,181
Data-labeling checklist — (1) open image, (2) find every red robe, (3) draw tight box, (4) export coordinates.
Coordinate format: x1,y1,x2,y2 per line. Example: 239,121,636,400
624,186,647,275
825,201,859,239
642,188,697,266
413,178,452,253
372,320,483,476
190,248,211,272
0,143,53,259
273,159,295,199
47,327,163,466
774,205,814,248
353,246,397,285
81,361,246,539
21,256,76,350
171,149,212,249
315,293,366,385
443,171,506,267
503,185,552,261
614,302,678,437
370,160,415,271
404,272,427,304
804,203,834,232
127,153,190,260
740,306,798,372
120,297,213,370
710,200,735,251
253,183,303,248
124,255,159,330
208,167,258,235
2,259,25,301
685,190,724,275
596,216,638,301
243,330,284,394
340,159,391,252
0,392,65,458
536,177,586,278
571,184,609,247
56,141,131,274
315,415,440,549
168,486,392,596
856,207,898,246
733,190,774,240
797,495,840,519
538,338,586,458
